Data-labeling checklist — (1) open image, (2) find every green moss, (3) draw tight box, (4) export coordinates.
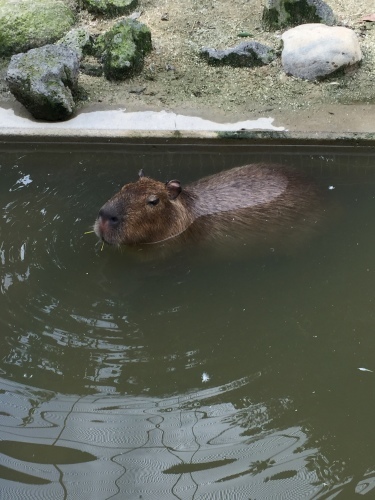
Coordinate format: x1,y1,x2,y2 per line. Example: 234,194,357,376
82,0,138,16
262,0,331,29
95,19,152,80
285,0,321,25
58,28,93,59
0,0,76,57
262,7,280,29
218,130,289,141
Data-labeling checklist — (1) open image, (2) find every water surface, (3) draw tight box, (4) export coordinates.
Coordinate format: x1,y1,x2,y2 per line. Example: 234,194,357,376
1,143,375,498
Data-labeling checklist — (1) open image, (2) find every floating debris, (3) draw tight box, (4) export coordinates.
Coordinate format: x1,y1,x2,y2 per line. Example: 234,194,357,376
16,174,32,186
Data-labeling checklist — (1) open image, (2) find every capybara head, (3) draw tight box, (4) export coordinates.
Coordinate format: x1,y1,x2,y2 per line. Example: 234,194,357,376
94,170,192,246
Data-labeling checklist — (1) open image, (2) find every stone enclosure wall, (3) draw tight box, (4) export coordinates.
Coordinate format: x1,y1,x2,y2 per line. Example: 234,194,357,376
0,0,372,121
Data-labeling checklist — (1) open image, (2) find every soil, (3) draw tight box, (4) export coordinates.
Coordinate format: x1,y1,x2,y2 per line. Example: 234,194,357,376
0,0,374,130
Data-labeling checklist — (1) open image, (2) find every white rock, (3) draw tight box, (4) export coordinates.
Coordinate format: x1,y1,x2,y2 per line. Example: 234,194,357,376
281,23,362,80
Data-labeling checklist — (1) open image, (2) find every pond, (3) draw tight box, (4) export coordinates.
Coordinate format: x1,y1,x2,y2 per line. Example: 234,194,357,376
1,142,375,498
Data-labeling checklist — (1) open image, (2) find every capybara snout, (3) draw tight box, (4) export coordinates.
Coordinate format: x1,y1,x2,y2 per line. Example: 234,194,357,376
98,206,120,227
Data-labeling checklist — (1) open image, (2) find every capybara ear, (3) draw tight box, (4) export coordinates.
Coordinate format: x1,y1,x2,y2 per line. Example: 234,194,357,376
138,169,145,179
166,180,182,200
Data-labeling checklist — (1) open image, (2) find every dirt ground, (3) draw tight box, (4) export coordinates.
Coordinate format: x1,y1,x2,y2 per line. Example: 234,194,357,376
1,0,374,130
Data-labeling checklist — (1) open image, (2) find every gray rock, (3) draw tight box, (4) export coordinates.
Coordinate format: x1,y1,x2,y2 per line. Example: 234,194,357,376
201,41,276,67
0,0,76,57
281,24,362,80
82,0,138,16
6,45,80,121
262,0,336,29
57,28,94,60
94,19,152,80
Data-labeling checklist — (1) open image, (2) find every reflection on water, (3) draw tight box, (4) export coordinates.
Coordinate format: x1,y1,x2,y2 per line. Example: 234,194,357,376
0,375,337,499
1,144,375,498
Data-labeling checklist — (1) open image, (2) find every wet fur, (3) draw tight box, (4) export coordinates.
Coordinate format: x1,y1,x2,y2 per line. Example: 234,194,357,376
94,164,321,249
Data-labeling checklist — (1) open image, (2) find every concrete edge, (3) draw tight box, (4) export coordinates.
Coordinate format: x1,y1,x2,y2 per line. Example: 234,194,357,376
0,127,375,146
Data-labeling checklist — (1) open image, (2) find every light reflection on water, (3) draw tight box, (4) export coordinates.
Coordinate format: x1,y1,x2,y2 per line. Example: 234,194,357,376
1,144,375,498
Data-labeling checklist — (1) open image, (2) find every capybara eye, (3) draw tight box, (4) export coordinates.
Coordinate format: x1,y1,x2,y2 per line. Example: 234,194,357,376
147,195,159,206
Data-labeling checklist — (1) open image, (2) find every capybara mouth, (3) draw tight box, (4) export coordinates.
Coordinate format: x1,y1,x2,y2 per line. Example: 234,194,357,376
94,218,115,245
94,203,124,246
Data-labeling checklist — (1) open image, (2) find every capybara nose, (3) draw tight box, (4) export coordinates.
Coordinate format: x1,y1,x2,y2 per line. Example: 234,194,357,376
98,207,120,228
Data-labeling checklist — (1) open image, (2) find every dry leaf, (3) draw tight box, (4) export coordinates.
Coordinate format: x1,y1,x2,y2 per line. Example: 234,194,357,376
362,14,375,22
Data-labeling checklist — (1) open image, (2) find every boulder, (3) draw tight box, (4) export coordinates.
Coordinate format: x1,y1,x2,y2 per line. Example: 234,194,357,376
82,0,137,16
57,28,94,60
201,41,276,67
6,45,80,121
262,0,336,29
0,0,75,57
94,19,152,80
281,24,362,80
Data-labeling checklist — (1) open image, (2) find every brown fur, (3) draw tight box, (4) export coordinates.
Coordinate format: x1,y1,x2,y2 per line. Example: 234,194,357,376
94,164,321,249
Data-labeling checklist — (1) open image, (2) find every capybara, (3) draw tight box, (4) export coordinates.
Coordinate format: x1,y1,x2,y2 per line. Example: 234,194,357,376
94,164,322,250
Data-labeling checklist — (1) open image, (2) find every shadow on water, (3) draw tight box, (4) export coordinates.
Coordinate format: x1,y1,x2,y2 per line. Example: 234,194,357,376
1,143,375,498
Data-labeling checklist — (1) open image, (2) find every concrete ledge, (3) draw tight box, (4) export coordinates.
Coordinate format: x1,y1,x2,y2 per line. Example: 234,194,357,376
0,128,375,148
0,105,374,147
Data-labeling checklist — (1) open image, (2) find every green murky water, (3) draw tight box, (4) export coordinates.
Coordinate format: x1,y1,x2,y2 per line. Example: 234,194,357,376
1,142,375,499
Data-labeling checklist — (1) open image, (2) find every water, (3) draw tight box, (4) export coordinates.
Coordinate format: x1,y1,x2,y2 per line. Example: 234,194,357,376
1,142,375,499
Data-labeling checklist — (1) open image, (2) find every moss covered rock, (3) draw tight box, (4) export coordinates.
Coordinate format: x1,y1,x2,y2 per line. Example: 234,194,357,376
201,42,276,67
0,0,76,57
57,28,94,60
6,44,80,121
262,0,336,29
82,0,137,16
95,19,152,80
